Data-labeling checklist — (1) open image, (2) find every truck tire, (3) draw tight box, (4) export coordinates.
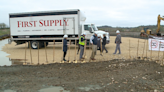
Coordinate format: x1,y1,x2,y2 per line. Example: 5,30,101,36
30,41,40,49
46,42,48,46
41,42,48,48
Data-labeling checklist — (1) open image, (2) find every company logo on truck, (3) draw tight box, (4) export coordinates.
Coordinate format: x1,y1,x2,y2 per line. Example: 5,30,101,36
17,19,69,27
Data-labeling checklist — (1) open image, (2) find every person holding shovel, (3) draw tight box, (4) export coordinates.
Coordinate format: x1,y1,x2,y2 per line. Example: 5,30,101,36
102,34,108,53
63,35,68,61
79,33,86,60
97,34,102,55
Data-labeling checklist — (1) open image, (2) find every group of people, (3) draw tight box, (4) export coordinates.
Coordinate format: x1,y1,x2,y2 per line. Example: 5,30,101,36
62,30,121,61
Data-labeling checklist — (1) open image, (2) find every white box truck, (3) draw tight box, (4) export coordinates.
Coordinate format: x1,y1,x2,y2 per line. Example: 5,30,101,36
9,9,110,49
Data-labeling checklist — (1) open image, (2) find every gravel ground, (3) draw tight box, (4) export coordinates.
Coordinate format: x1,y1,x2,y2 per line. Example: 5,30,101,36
1,60,164,92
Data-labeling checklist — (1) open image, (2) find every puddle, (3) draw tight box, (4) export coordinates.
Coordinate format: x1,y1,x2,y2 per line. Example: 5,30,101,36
38,86,70,92
0,39,11,66
78,85,103,91
4,89,16,92
0,39,26,66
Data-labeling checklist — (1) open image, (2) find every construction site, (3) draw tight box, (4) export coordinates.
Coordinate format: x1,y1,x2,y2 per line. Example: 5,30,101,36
1,34,164,92
1,6,164,92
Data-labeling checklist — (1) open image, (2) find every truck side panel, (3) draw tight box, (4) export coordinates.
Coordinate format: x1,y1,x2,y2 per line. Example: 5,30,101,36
10,15,79,36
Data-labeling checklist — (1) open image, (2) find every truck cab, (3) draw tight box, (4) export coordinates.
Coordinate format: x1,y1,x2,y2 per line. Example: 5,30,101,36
81,23,110,44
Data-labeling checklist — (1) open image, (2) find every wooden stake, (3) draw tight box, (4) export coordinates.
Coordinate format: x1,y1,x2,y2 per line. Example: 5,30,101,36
151,39,152,60
137,39,139,58
93,44,95,62
158,41,161,60
74,40,77,63
146,39,148,58
89,42,92,62
100,38,102,55
61,39,64,62
44,42,48,63
85,40,87,57
29,41,33,64
88,41,91,62
38,42,39,65
24,42,27,64
68,40,71,62
53,40,55,62
163,47,164,65
82,40,87,63
129,39,130,59
163,48,164,60
100,37,105,61
142,40,146,59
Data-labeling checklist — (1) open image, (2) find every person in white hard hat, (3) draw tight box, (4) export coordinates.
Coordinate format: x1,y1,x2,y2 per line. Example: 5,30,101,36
102,34,108,53
113,30,121,54
79,33,86,60
63,35,68,61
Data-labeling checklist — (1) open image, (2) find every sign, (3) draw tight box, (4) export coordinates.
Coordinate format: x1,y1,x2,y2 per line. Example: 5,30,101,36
10,15,78,36
149,38,164,51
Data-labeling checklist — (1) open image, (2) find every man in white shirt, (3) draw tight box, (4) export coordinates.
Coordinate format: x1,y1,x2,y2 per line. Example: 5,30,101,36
90,33,98,60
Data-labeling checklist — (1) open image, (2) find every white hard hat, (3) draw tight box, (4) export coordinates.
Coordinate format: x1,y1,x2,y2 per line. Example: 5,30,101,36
63,35,68,38
116,30,120,33
81,32,86,35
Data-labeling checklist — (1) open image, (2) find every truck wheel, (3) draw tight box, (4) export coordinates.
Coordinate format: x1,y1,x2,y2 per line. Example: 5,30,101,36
41,42,48,47
31,41,39,49
46,42,48,46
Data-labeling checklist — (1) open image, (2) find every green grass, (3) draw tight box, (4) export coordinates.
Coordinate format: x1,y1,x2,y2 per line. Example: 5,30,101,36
0,28,10,36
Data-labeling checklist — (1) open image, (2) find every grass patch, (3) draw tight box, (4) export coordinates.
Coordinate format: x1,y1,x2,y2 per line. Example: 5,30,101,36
0,28,10,36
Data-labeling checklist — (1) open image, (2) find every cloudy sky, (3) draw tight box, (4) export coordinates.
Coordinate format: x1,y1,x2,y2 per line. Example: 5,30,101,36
0,0,164,27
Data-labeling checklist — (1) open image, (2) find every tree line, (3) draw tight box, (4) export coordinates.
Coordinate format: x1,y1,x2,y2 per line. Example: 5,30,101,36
0,23,9,29
98,25,164,32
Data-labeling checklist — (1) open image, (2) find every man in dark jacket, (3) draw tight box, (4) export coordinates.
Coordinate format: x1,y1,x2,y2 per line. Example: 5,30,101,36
97,34,101,51
63,35,68,61
102,34,108,53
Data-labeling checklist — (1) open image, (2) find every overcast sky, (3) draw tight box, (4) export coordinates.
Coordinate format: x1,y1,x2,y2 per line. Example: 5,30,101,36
0,0,164,27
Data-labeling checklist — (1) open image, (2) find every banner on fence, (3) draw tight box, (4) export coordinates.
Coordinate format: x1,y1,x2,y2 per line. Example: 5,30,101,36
149,38,164,51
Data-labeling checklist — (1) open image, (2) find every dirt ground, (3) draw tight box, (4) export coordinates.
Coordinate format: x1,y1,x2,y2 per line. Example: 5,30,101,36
1,60,164,92
2,36,164,65
1,36,164,92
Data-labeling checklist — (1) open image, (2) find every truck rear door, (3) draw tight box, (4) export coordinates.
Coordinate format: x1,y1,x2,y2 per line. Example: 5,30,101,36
63,17,75,36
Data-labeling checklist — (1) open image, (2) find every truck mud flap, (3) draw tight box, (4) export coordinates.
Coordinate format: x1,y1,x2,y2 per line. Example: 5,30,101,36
14,40,26,45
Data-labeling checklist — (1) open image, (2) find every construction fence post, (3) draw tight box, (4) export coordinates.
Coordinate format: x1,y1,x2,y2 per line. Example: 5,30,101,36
129,39,130,59
44,42,48,63
29,41,33,64
68,40,71,63
38,42,39,65
151,39,152,61
24,42,27,65
53,40,55,62
137,39,139,59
